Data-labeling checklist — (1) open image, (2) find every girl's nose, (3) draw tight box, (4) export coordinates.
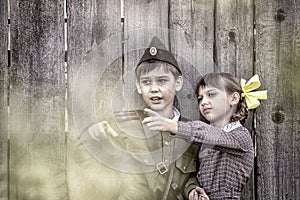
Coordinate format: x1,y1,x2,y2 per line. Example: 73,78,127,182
201,96,209,106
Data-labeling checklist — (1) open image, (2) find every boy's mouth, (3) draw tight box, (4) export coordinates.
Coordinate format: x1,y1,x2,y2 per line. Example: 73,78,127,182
150,96,163,102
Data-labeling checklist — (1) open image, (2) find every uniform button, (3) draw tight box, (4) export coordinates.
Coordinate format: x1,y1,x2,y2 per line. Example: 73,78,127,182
164,160,169,164
171,182,178,190
144,159,148,163
164,141,170,146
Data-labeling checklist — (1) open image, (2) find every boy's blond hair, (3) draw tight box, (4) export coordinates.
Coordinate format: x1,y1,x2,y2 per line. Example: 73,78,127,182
135,60,181,80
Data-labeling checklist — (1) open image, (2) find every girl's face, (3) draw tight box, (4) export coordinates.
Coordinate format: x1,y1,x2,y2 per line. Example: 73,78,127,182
197,85,235,128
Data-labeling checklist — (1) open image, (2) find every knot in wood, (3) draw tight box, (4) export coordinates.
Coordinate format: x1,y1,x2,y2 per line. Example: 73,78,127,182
272,110,285,124
229,31,236,42
275,9,286,23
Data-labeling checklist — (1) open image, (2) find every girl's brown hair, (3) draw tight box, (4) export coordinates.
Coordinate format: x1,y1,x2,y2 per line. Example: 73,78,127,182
196,73,248,124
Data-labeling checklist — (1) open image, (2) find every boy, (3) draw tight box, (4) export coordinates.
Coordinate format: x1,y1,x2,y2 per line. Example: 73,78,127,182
75,37,200,200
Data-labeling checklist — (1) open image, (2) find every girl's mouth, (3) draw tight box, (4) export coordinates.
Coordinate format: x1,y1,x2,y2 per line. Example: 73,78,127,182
202,108,212,114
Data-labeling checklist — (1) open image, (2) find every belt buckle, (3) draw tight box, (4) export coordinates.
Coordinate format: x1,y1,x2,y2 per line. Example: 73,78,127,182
156,162,168,174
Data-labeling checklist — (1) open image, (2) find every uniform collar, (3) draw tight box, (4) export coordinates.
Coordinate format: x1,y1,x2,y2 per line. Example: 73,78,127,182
222,121,242,132
172,107,180,121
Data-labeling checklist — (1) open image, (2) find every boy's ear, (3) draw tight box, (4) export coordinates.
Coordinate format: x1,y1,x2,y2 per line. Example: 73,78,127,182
175,76,183,91
230,92,240,106
135,80,142,94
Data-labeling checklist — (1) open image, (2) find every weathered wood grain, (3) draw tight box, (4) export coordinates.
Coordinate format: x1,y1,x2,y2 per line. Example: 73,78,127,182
67,0,122,199
124,0,169,57
9,0,66,199
170,0,214,74
0,0,8,199
169,0,215,120
67,0,122,124
121,0,169,111
215,0,254,76
255,0,300,199
0,0,299,199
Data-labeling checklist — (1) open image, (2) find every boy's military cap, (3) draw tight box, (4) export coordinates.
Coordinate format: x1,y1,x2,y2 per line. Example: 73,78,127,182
137,36,181,74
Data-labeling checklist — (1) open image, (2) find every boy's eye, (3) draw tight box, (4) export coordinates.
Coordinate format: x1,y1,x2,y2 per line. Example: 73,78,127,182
141,80,151,85
157,78,168,83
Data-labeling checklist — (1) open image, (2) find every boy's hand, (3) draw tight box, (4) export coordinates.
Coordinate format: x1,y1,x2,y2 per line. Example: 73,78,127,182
88,121,118,141
142,108,178,133
189,187,209,200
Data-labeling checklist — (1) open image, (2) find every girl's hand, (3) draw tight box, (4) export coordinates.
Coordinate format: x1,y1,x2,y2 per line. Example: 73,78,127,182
142,108,178,133
189,187,210,200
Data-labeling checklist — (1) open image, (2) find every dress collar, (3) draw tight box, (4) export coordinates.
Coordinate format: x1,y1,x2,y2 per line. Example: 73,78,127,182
222,121,242,132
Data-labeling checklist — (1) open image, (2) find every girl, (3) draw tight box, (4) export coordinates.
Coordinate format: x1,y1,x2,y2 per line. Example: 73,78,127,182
142,73,267,200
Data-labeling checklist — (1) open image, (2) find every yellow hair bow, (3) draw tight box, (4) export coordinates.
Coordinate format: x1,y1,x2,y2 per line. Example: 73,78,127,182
241,74,267,110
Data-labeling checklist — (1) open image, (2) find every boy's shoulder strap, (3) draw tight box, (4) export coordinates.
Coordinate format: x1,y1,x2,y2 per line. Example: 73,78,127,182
135,110,160,151
113,110,141,121
113,110,159,150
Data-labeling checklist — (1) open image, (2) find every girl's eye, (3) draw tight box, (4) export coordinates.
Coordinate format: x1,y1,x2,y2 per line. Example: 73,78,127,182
208,92,216,97
197,96,203,102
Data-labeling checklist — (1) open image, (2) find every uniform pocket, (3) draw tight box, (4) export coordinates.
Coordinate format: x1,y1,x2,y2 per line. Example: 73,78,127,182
175,154,197,173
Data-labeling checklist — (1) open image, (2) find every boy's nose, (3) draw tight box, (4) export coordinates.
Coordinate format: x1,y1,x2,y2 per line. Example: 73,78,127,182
150,83,159,92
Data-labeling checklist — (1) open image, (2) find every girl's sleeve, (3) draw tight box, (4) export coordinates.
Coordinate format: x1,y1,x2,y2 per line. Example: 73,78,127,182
176,121,253,156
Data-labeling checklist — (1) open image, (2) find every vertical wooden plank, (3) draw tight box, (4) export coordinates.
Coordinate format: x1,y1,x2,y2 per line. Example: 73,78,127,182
169,0,215,120
124,0,169,53
215,0,254,77
124,0,169,62
215,1,255,199
67,0,122,199
125,0,169,31
255,0,300,199
9,0,66,199
0,0,8,199
121,0,169,111
293,3,300,199
67,0,122,119
68,0,121,66
169,0,215,74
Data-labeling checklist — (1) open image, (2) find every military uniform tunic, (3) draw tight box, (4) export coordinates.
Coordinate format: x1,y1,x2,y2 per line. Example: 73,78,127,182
70,108,199,200
106,108,199,200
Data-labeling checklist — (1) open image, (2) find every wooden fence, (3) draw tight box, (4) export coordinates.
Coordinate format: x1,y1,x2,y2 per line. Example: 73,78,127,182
0,0,300,199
